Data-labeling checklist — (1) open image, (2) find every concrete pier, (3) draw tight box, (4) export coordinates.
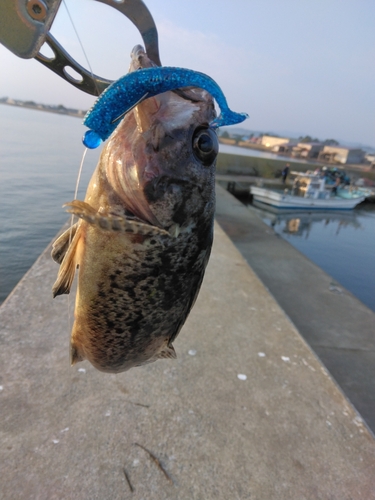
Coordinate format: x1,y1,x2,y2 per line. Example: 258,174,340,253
1,212,375,498
215,184,375,433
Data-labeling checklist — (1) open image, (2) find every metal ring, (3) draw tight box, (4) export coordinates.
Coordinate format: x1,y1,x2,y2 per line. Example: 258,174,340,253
27,0,48,22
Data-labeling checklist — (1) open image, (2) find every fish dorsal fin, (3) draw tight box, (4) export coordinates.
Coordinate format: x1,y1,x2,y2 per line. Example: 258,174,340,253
157,343,177,360
51,223,78,264
52,225,81,298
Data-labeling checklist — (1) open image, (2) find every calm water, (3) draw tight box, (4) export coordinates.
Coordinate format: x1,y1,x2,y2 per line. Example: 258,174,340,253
1,105,374,312
251,202,375,312
0,105,101,303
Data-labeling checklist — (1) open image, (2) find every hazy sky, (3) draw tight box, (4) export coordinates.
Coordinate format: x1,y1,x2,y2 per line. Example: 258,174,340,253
1,0,374,146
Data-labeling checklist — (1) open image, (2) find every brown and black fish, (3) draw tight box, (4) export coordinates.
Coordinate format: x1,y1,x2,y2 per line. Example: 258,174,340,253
51,46,218,373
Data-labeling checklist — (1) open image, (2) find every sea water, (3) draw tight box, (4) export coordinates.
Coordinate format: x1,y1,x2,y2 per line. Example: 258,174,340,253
1,105,374,312
251,203,375,312
0,105,100,304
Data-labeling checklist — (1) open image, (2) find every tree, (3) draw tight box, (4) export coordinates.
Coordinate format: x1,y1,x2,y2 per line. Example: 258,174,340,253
323,139,339,146
232,134,243,144
220,130,230,139
299,135,319,143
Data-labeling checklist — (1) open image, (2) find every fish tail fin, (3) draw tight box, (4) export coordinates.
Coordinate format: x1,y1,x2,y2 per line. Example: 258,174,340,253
70,340,85,365
157,343,177,360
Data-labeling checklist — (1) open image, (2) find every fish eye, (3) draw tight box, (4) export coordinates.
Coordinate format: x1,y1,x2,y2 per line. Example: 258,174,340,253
192,127,219,166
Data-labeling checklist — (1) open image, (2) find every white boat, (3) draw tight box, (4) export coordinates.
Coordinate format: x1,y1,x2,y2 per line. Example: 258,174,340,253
250,172,365,210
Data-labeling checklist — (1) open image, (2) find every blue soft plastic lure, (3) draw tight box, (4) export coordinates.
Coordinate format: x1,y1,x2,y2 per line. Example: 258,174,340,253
83,67,248,149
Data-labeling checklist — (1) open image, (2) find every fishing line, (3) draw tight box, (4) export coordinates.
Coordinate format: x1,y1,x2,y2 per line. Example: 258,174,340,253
74,147,88,202
67,147,89,341
61,1,97,386
58,3,95,458
66,148,87,378
62,0,100,97
67,146,87,245
61,5,124,460
63,0,97,226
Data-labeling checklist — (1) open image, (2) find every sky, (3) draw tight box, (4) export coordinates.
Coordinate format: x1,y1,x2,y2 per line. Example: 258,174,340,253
1,0,374,147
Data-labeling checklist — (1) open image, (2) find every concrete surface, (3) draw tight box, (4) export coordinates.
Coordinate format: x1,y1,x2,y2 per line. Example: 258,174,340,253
1,223,375,499
215,183,375,434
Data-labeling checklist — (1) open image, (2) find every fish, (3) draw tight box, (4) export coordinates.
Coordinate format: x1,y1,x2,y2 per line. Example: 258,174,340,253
51,45,219,373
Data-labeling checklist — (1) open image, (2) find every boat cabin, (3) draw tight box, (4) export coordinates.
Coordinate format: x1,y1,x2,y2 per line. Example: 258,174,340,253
291,172,331,200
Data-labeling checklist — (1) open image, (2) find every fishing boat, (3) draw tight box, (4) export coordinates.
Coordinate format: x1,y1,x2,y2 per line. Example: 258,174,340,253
337,186,375,201
250,172,365,210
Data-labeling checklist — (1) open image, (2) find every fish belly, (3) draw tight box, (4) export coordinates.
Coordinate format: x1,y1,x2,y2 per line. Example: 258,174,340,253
71,224,203,373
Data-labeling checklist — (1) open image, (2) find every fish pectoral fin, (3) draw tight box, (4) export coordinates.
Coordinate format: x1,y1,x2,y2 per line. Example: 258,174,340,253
52,225,81,298
70,341,85,365
157,343,177,360
64,200,97,223
51,223,78,264
64,199,170,237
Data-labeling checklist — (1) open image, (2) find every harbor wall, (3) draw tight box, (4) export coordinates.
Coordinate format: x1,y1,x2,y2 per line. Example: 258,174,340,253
217,150,375,183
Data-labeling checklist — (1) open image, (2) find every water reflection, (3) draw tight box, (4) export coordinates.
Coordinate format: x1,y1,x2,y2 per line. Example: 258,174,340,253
250,200,375,312
252,201,361,239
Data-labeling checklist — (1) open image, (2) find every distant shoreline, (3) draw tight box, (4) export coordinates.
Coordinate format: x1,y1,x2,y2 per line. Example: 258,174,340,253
0,100,85,118
2,100,373,173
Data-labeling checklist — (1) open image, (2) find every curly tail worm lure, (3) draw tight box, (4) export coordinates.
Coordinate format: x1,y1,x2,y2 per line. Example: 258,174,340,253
82,66,248,149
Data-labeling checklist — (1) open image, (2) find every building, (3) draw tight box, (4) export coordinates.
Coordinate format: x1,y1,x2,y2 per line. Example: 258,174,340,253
291,142,324,159
318,146,365,165
365,153,375,164
260,135,290,148
271,140,298,153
